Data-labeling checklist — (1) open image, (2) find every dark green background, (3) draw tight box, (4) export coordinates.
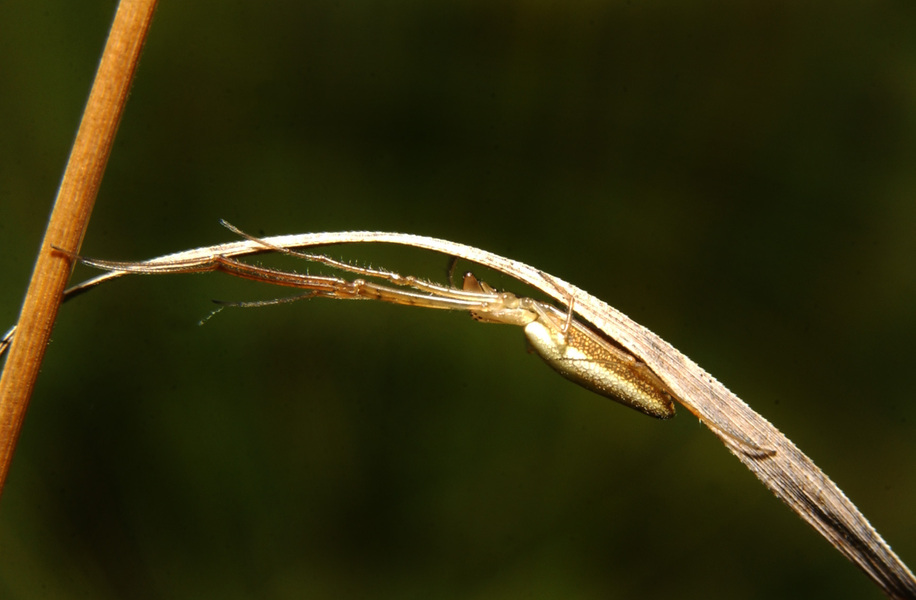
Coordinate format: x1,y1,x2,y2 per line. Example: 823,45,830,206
1,2,914,598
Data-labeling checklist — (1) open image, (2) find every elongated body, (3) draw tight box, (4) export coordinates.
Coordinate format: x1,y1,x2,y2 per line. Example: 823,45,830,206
523,310,675,419
461,274,675,419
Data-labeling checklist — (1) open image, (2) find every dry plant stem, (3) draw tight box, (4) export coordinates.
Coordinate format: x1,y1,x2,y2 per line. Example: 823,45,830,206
0,0,158,498
18,228,912,598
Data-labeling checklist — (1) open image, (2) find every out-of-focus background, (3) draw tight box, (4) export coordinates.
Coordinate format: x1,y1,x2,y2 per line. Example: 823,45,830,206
1,2,914,598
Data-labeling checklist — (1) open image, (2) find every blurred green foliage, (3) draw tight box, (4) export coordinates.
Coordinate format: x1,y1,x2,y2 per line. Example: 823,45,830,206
1,1,915,598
